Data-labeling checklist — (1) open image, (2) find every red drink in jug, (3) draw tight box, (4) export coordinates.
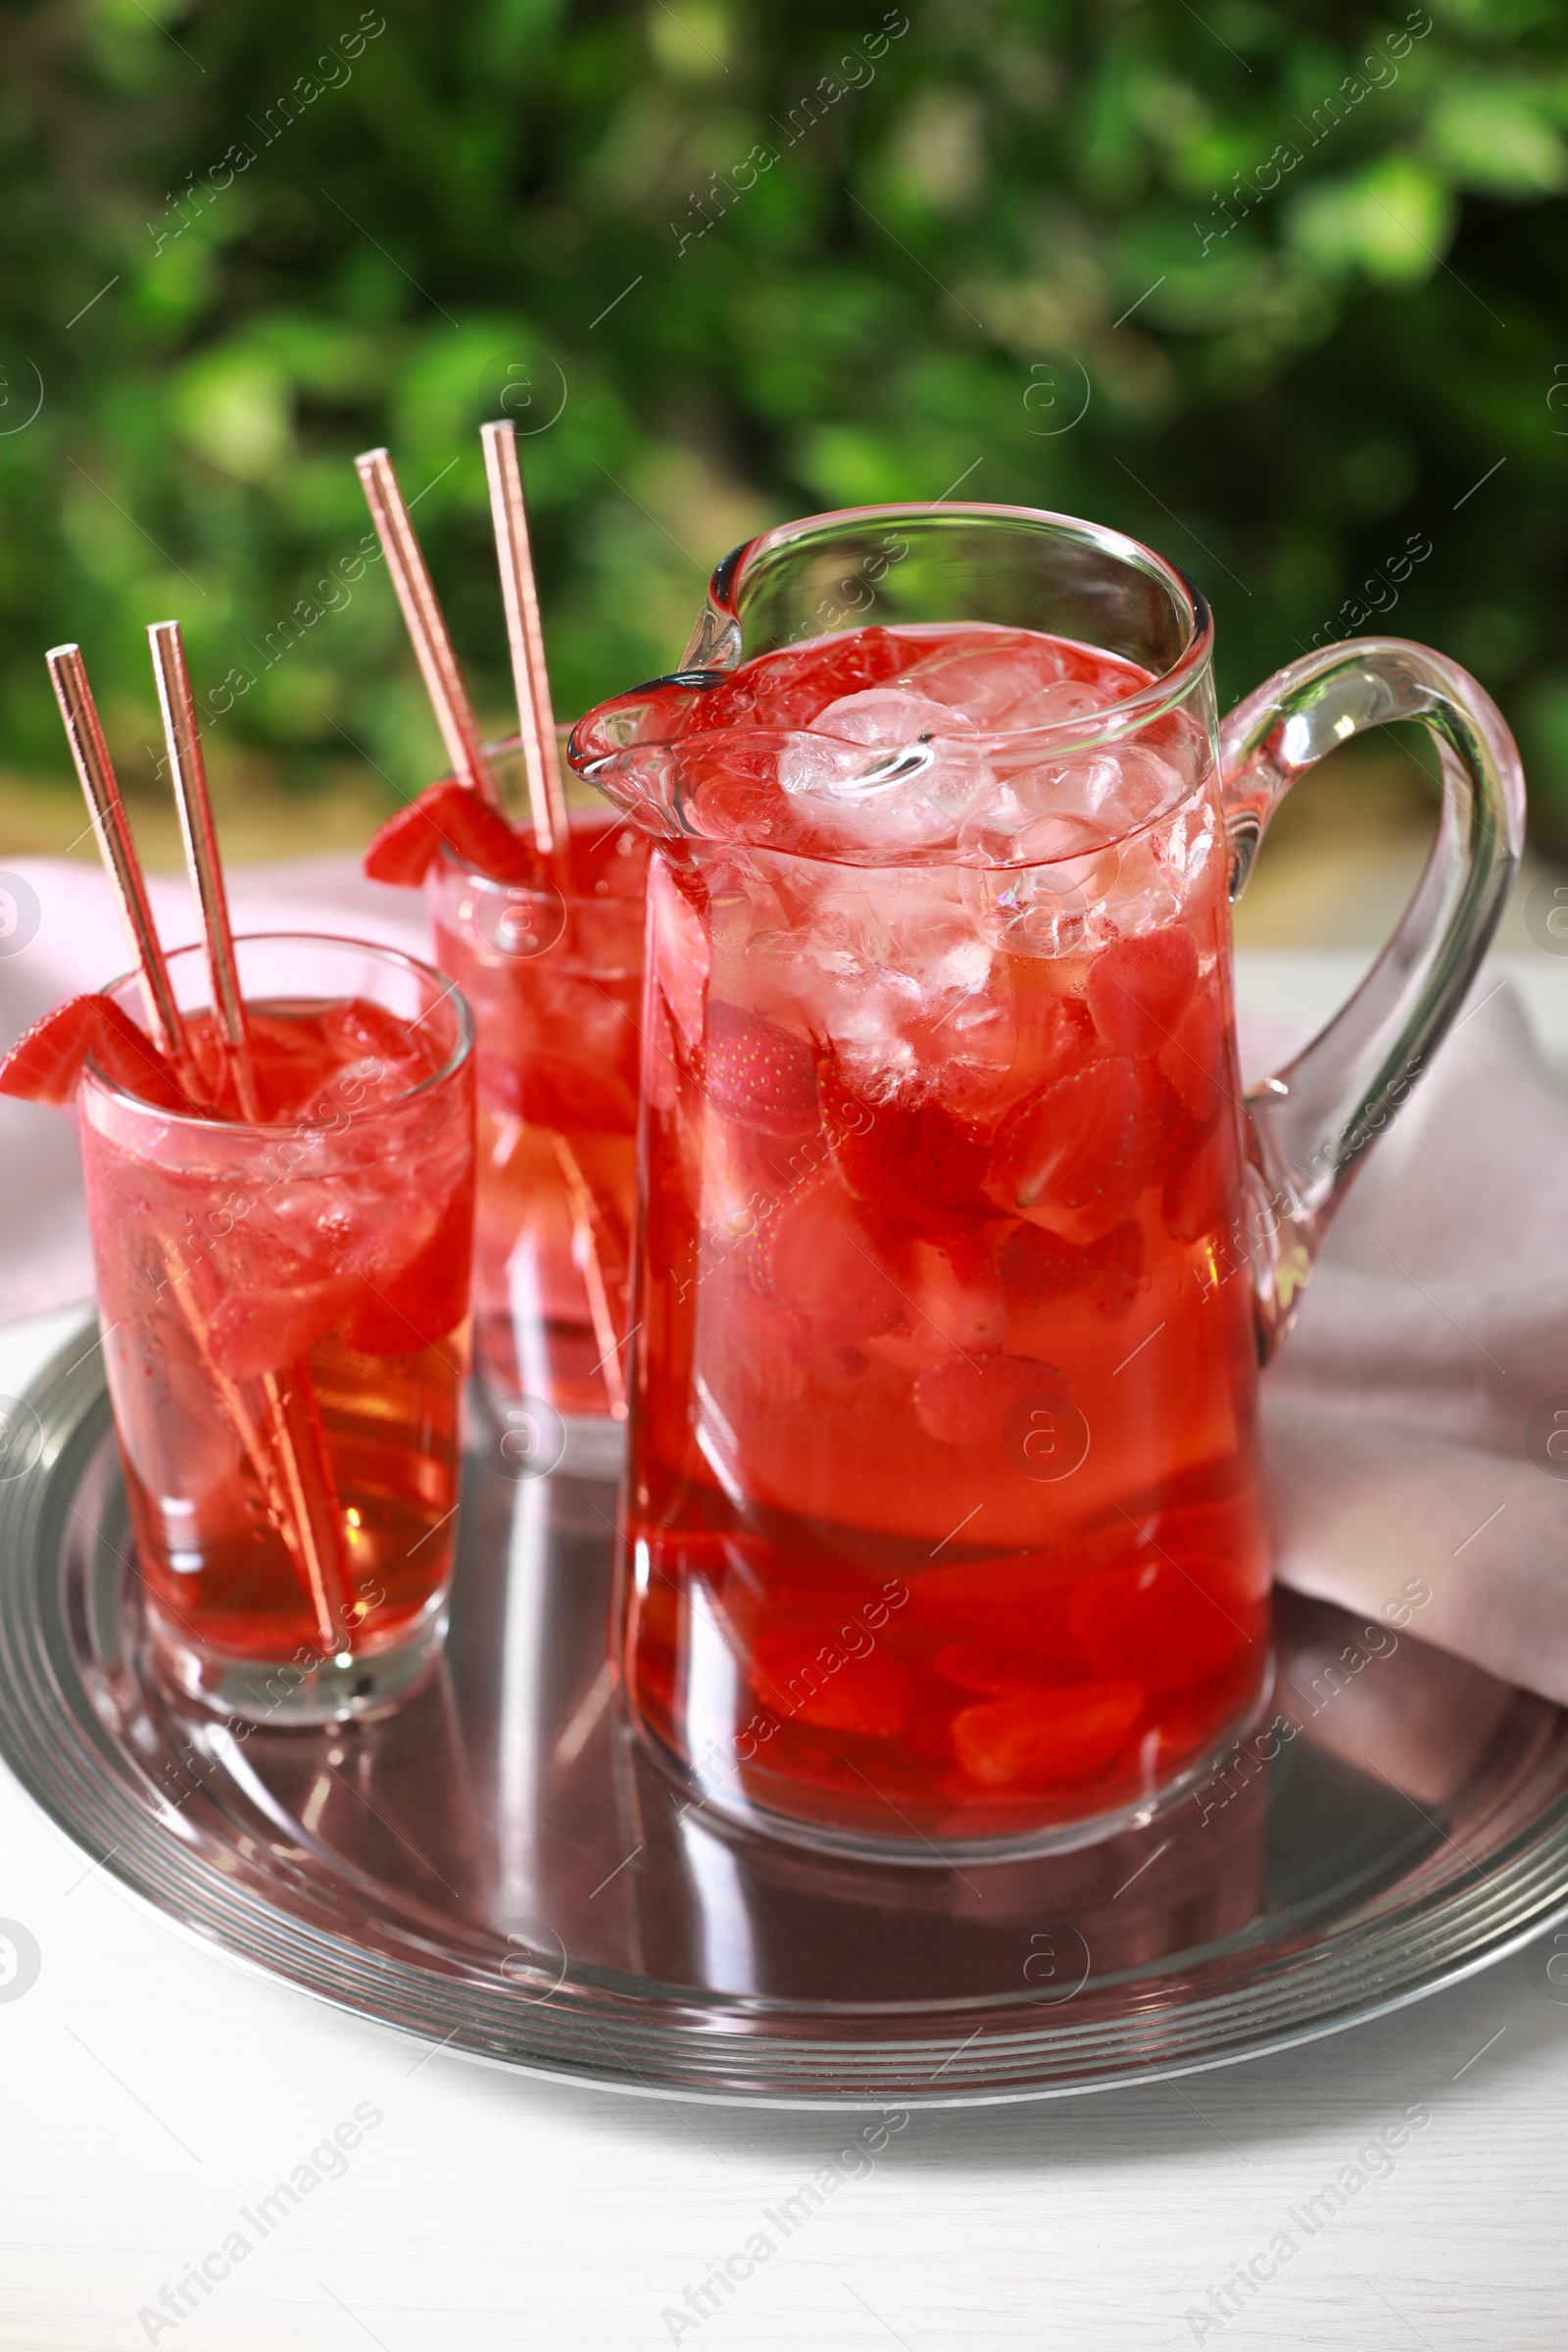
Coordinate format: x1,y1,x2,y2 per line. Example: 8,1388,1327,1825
612,623,1270,1845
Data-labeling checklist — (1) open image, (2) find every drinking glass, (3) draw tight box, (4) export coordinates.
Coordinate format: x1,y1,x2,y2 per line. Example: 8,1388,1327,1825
569,503,1523,1855
423,740,648,1434
79,934,474,1723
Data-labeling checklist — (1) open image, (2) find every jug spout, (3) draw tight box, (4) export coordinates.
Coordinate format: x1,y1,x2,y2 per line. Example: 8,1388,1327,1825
567,679,713,843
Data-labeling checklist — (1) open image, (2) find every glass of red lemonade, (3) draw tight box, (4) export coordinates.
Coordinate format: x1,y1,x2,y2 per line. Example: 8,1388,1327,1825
569,502,1521,1854
79,934,474,1723
411,740,649,1435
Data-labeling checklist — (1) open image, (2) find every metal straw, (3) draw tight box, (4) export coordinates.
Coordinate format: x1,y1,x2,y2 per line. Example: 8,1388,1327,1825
145,620,353,1657
355,446,500,808
481,418,574,891
553,1138,629,1422
147,621,262,1121
45,645,193,1080
257,1370,355,1659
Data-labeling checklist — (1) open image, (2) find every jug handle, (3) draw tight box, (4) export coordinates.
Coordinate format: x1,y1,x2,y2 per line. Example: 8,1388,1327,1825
1219,636,1526,1362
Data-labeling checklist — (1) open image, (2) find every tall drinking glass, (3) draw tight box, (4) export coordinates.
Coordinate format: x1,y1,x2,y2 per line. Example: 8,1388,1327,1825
570,504,1523,1854
80,934,474,1723
417,740,649,1433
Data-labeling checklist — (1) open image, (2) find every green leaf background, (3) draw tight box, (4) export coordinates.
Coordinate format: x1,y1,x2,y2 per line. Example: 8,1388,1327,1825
2,0,1566,842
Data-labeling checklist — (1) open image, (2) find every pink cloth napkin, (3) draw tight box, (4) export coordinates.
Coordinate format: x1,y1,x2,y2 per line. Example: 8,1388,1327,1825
3,854,1565,1700
1250,979,1568,1704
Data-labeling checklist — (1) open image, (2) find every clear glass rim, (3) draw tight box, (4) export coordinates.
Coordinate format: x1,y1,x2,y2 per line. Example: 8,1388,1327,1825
713,502,1213,746
566,502,1219,869
84,930,474,1134
581,501,1214,755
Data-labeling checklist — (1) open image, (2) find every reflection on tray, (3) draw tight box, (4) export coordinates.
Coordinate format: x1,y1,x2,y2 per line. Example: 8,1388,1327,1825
70,1417,1555,2015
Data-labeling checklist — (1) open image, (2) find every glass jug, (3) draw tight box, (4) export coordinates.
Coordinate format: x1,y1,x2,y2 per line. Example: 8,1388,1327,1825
569,503,1523,1857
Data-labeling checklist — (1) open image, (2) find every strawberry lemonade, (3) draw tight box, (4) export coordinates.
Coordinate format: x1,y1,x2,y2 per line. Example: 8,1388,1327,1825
70,936,474,1719
425,808,647,1417
577,616,1271,1848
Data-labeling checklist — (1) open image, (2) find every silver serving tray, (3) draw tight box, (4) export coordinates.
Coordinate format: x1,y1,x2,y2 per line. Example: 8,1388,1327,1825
3,1322,1567,2108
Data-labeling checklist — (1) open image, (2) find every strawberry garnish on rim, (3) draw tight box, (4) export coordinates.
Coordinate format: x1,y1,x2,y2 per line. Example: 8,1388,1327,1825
0,995,196,1111
363,777,538,888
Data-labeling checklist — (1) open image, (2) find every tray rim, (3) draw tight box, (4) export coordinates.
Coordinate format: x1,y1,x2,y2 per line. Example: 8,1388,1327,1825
4,1318,1568,2110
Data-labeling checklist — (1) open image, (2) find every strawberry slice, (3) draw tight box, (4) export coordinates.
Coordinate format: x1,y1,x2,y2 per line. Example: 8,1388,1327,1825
952,1681,1144,1788
819,1061,992,1226
706,1003,818,1137
998,1214,1144,1318
345,1173,474,1356
1157,986,1228,1123
912,1352,1069,1449
998,1221,1093,1309
1,997,124,1107
1087,928,1199,1056
1124,1061,1190,1185
762,1178,903,1342
1084,1218,1145,1317
890,1231,1006,1352
750,1631,912,1736
1162,1109,1228,1241
364,779,536,888
1009,989,1099,1097
994,1055,1138,1212
0,995,193,1110
1069,1544,1258,1695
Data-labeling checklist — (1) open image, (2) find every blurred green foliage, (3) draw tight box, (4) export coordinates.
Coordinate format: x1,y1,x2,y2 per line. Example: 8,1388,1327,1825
2,0,1567,837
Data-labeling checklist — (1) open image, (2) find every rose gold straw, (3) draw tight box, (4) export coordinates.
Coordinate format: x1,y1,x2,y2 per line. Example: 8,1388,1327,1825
147,621,262,1121
45,645,194,1083
45,644,279,1524
480,418,574,893
479,423,628,1400
552,1138,628,1422
146,619,353,1657
354,445,500,808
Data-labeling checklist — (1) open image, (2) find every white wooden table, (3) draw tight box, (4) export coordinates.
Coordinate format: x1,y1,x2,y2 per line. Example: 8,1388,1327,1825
4,953,1567,2352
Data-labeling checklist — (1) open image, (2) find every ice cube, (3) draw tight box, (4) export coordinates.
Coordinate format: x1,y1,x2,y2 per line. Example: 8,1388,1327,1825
773,738,970,858
962,809,1113,868
768,688,991,858
902,630,1072,727
956,745,1190,867
1084,747,1190,834
808,687,974,747
974,842,1127,959
756,866,995,1088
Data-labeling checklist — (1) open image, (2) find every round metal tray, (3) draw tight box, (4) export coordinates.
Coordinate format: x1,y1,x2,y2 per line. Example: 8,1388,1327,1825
3,1322,1567,2107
